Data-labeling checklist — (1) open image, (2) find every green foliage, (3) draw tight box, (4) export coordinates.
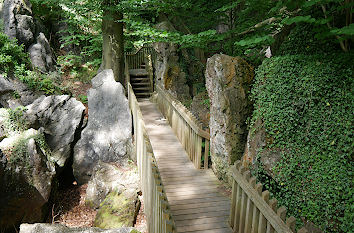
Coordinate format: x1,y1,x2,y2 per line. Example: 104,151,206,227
0,107,29,136
278,23,339,56
0,31,62,94
0,32,29,75
250,54,353,232
77,94,88,104
7,107,29,133
14,65,62,95
6,132,51,171
30,0,102,74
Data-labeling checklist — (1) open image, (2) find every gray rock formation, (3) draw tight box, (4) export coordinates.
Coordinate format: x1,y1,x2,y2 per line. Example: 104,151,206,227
0,75,39,108
2,0,55,72
28,33,54,72
0,128,56,231
3,0,34,46
20,223,136,233
205,54,253,184
86,161,139,208
153,21,190,103
0,75,14,95
25,95,85,167
73,70,132,184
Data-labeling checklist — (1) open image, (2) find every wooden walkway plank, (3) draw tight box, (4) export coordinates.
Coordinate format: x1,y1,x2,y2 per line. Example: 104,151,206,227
169,196,229,206
175,216,229,226
139,100,232,233
177,221,231,232
170,200,230,211
173,210,230,221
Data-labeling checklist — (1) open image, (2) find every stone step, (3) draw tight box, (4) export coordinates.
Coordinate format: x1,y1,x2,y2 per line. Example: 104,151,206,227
133,82,150,86
130,77,149,81
129,69,148,76
134,87,151,91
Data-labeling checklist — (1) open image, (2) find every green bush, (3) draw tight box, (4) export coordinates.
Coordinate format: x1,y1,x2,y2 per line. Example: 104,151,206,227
250,54,353,232
0,31,62,95
0,33,29,75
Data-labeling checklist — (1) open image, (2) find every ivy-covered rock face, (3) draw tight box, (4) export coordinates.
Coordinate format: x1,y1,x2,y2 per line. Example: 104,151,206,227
249,54,353,232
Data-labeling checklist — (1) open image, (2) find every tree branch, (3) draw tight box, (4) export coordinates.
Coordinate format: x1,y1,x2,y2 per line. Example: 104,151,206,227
321,4,348,52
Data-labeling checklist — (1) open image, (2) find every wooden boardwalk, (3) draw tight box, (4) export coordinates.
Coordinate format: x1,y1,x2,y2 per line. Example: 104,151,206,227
139,100,232,233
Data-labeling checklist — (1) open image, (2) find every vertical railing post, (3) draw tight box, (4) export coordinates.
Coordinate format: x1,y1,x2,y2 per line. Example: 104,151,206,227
229,160,310,233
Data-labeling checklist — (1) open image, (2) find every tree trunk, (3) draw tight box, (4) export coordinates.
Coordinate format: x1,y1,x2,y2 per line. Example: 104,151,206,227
102,5,124,84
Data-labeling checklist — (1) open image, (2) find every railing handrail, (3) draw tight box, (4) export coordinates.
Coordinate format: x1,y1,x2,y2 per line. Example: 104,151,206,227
128,81,176,232
126,45,152,56
156,84,210,139
155,84,210,169
230,160,308,233
125,46,156,70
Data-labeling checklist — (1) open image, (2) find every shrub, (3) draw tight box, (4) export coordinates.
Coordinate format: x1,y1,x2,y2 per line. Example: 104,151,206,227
250,53,353,232
0,31,63,95
0,33,29,75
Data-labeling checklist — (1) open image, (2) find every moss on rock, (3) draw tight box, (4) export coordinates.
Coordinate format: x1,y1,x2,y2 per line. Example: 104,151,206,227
94,189,137,229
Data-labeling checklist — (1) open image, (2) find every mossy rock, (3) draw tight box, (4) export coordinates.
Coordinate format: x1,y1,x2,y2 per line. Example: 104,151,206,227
94,189,137,229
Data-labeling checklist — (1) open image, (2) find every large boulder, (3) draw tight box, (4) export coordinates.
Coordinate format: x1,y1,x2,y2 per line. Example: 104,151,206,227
0,128,56,231
20,223,137,233
85,162,140,229
28,33,55,72
205,54,253,184
73,70,132,184
85,161,139,209
0,75,39,109
3,0,34,47
153,21,190,103
25,95,85,167
94,189,139,229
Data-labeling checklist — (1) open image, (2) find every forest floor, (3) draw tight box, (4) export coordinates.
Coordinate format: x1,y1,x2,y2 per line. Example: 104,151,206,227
49,183,147,231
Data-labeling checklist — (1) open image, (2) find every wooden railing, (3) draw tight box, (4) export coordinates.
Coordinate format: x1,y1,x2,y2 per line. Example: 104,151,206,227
155,84,210,169
128,83,176,233
126,46,156,69
230,160,308,233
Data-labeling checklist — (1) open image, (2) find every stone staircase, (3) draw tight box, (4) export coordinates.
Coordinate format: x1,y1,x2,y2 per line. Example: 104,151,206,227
129,64,152,99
